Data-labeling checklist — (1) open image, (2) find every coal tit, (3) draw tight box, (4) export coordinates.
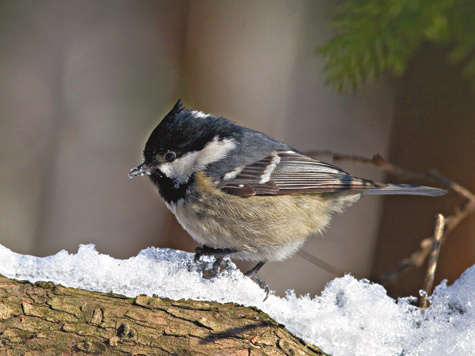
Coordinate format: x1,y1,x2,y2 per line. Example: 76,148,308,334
130,100,447,299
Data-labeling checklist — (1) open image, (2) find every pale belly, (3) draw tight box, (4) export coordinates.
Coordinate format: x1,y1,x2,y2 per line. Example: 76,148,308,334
168,191,360,262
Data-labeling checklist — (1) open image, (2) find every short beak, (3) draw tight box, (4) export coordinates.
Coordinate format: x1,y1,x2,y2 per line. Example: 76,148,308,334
129,162,154,179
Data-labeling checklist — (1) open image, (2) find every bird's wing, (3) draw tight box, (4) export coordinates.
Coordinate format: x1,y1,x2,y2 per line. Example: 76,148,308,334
220,150,385,196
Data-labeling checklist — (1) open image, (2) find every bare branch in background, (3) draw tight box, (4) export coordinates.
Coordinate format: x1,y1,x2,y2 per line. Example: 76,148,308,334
305,151,475,284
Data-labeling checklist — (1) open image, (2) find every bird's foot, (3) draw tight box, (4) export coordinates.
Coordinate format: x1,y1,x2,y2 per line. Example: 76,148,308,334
244,261,269,301
201,257,222,279
194,245,236,279
194,245,236,263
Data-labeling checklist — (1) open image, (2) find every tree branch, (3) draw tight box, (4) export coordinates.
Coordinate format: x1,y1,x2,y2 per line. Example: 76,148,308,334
0,274,328,355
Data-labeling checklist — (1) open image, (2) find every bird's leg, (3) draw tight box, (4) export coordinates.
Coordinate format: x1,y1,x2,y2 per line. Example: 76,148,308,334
245,261,270,301
194,245,236,279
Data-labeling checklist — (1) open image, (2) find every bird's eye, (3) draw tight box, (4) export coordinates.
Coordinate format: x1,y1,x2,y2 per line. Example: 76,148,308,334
164,151,176,162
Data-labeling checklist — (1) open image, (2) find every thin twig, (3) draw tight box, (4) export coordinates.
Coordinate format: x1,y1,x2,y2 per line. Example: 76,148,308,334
307,151,474,201
421,214,445,309
297,250,345,277
377,199,474,284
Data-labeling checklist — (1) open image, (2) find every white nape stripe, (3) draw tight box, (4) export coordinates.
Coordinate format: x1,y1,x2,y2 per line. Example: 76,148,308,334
191,110,210,119
197,137,236,168
159,137,236,184
259,153,281,184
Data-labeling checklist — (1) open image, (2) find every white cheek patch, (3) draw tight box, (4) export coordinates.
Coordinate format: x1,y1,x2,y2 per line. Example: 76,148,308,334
159,137,236,184
259,153,281,184
159,152,201,185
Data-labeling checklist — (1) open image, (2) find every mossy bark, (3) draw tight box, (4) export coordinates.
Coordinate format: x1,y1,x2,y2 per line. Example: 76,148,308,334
0,275,328,355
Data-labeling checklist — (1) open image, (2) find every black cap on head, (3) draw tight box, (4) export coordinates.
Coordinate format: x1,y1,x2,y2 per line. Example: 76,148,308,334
143,100,241,163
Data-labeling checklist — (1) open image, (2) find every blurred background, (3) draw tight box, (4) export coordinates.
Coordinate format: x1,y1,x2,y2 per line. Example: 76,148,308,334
0,0,473,298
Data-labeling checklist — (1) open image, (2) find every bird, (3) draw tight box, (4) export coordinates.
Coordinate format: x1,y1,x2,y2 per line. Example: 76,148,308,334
129,100,447,300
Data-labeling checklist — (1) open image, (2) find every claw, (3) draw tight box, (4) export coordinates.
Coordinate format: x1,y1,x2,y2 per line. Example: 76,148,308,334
245,261,269,301
202,258,222,279
254,277,270,302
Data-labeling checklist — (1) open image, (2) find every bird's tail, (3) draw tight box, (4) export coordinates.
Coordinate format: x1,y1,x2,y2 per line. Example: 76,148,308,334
363,184,447,197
